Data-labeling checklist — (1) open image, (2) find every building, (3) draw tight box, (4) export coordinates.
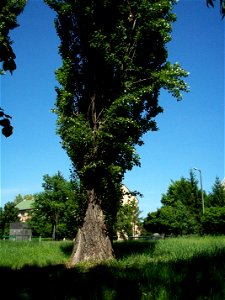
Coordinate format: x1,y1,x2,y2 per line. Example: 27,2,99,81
15,199,35,222
9,222,32,241
117,185,141,240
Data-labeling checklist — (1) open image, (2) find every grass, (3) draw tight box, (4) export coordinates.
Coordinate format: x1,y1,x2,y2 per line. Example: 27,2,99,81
0,236,225,299
0,240,71,268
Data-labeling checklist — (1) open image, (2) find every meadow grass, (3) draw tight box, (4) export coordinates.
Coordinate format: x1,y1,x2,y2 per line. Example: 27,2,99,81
0,236,225,299
0,240,71,268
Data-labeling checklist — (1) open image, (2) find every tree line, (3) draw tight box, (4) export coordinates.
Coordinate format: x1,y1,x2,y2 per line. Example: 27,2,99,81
143,171,225,236
0,172,142,240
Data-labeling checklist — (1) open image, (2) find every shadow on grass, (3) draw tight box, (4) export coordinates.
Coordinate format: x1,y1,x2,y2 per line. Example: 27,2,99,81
113,240,157,259
1,242,225,299
59,240,157,259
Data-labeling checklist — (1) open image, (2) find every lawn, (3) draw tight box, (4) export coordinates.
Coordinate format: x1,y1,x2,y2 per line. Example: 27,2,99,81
0,236,225,299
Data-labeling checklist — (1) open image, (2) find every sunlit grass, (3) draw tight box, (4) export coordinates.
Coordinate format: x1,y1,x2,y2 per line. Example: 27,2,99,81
0,240,72,269
1,236,225,299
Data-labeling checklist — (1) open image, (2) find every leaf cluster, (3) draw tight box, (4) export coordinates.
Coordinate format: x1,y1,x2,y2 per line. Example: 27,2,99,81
0,0,26,74
0,0,26,137
207,0,225,17
0,202,19,237
0,108,13,137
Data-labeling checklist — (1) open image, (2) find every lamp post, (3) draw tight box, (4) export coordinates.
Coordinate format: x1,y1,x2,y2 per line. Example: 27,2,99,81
193,167,205,214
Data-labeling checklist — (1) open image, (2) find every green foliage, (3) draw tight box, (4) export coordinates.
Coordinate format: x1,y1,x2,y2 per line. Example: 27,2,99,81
115,198,141,238
0,0,26,73
0,241,71,268
207,176,225,207
29,172,83,239
161,170,203,215
0,202,19,237
200,177,225,234
201,207,225,234
45,0,189,234
0,0,26,137
144,174,225,236
144,171,204,235
13,193,34,205
144,202,198,236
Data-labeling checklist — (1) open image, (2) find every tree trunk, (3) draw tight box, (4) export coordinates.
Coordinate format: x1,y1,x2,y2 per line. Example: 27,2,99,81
68,189,114,266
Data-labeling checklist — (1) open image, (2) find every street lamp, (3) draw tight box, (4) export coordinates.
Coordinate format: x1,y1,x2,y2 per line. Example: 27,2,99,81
193,167,205,214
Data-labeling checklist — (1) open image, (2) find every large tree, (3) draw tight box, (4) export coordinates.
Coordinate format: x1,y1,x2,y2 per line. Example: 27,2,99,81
0,0,26,137
45,0,189,265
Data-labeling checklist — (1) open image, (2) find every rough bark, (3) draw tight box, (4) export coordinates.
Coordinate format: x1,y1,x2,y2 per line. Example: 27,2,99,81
68,189,114,266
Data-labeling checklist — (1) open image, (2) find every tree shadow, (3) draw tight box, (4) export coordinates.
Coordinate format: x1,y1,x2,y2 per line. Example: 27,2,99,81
59,242,74,256
1,243,225,299
113,239,157,259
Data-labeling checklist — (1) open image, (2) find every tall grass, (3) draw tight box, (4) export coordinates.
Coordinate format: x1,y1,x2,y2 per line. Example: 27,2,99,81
0,236,225,299
0,240,71,268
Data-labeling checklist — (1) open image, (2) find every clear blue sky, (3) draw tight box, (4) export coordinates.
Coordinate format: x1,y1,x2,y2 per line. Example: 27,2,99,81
1,0,224,218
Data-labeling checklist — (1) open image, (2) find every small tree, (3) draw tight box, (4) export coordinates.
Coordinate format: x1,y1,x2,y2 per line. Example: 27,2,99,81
115,198,142,239
29,172,82,240
207,176,225,207
0,202,19,237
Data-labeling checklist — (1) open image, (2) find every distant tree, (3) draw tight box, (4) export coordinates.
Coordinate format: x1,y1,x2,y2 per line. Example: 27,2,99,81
29,172,82,239
0,202,19,237
207,176,225,207
143,211,159,234
0,208,4,238
144,201,198,236
200,177,225,235
161,170,203,218
115,198,142,239
13,194,34,205
144,171,205,235
45,0,188,265
13,194,24,205
0,0,26,137
201,207,225,234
